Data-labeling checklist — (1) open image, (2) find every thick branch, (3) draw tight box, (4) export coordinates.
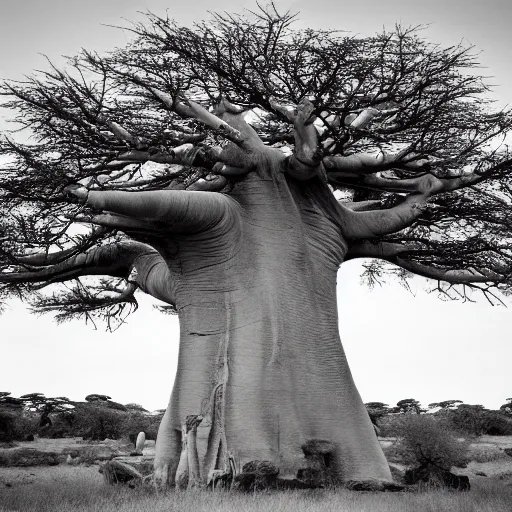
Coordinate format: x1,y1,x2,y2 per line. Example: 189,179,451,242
148,89,245,145
0,242,176,305
273,98,323,180
340,174,443,239
323,150,429,177
329,155,512,194
65,186,236,234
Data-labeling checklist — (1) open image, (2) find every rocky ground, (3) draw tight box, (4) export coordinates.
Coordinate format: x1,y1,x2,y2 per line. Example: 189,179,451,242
0,436,511,490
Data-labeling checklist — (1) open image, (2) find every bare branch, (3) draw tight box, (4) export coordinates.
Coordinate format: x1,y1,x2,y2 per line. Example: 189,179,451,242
346,239,506,286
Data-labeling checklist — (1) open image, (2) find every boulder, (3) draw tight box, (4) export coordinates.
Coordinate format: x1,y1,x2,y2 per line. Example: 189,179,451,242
296,438,336,488
232,460,279,491
100,455,154,485
388,464,406,485
132,432,145,456
0,448,59,467
404,464,470,491
61,444,121,463
101,460,144,485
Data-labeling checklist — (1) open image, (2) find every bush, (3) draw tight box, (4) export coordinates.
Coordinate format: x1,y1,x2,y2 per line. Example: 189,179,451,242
481,411,512,436
377,414,407,438
0,410,38,442
35,403,164,441
42,403,128,441
446,406,512,436
122,411,163,442
385,414,469,470
77,403,128,440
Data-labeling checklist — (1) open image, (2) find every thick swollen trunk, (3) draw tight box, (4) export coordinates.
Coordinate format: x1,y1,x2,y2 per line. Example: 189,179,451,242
154,156,391,485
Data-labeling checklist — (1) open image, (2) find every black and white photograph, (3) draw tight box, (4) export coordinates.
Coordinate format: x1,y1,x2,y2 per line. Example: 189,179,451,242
0,1,511,510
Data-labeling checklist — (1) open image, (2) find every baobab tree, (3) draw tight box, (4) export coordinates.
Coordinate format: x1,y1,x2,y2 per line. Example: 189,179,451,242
1,5,511,488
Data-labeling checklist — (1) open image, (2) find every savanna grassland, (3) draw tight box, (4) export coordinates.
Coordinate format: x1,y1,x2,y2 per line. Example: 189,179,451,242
0,464,511,512
1,436,512,512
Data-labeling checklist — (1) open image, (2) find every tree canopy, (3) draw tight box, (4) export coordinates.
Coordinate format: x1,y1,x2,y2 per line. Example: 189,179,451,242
1,4,511,329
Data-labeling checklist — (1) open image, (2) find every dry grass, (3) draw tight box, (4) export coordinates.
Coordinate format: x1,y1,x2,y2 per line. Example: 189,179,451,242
468,444,508,463
1,437,511,512
1,466,512,512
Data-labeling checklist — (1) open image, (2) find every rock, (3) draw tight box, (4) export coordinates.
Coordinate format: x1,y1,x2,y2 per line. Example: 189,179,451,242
404,464,470,491
62,445,120,463
241,460,279,476
475,471,487,477
504,448,512,457
233,460,279,491
389,464,406,485
297,439,336,488
100,455,154,485
301,439,335,456
102,460,144,485
134,432,145,455
0,448,60,467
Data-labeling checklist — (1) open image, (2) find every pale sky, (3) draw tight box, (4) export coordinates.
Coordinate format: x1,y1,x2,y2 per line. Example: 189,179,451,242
0,0,510,412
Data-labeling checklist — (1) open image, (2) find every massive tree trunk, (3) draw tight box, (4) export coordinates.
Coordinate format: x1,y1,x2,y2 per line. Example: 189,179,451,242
153,149,391,485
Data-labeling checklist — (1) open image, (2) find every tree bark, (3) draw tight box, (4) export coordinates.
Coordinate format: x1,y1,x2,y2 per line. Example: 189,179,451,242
153,149,392,486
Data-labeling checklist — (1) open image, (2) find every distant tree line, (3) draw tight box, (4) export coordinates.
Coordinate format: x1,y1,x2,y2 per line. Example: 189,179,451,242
3,391,511,444
0,391,163,443
365,397,512,437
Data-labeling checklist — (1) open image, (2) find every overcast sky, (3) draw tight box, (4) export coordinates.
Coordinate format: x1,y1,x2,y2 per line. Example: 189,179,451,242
0,0,510,412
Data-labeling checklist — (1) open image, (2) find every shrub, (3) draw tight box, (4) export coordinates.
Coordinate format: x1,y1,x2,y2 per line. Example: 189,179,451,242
0,410,38,442
482,411,512,435
385,414,469,470
0,410,16,442
446,406,512,436
122,411,163,442
67,403,127,440
377,414,406,438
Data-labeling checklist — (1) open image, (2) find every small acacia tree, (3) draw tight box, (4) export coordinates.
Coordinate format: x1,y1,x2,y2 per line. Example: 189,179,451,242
1,5,512,487
19,392,75,428
394,398,426,415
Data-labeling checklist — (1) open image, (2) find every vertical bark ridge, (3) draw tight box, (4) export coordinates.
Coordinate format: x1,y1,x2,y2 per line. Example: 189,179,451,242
203,294,231,478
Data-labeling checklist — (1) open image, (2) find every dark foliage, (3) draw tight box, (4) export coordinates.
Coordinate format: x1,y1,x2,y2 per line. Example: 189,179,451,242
384,414,469,470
